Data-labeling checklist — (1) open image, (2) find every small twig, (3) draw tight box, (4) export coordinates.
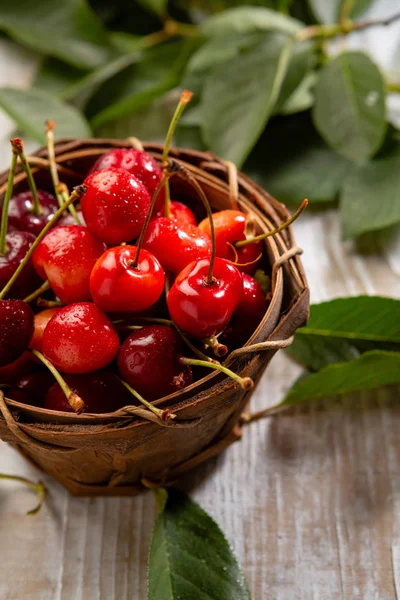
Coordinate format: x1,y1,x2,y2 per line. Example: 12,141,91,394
297,11,400,41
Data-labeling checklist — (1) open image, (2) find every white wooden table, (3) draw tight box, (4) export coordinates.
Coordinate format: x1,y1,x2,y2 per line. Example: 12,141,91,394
1,4,400,597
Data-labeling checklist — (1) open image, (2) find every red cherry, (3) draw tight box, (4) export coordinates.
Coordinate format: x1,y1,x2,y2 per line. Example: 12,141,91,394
42,302,120,374
6,190,58,236
0,351,37,384
0,231,41,298
199,210,262,274
14,371,54,405
81,168,151,245
167,257,243,339
143,217,211,275
0,300,34,366
32,226,105,304
155,201,196,226
44,371,132,413
6,386,32,404
59,210,86,227
117,325,192,401
29,308,61,352
90,246,165,312
89,148,165,212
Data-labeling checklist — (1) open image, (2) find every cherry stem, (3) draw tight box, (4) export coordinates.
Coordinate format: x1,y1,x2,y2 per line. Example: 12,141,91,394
118,378,176,422
0,142,19,256
0,473,46,515
204,336,228,358
179,357,254,390
0,185,86,300
45,121,81,225
130,174,169,269
23,280,51,303
11,138,41,216
162,90,193,218
37,298,63,308
235,199,308,248
31,349,85,414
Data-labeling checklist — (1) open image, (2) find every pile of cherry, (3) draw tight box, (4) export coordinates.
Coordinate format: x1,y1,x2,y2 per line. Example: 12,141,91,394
0,92,305,422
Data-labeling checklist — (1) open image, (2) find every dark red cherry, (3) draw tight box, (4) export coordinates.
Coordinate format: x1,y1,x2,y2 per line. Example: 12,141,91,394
155,201,196,226
15,371,54,405
42,302,120,374
0,300,34,367
6,190,58,236
44,371,132,413
0,231,41,298
143,217,211,276
81,168,151,245
90,246,165,312
32,226,105,304
167,257,243,339
118,325,192,401
6,386,32,404
0,351,37,384
199,210,262,274
29,308,61,352
89,147,165,212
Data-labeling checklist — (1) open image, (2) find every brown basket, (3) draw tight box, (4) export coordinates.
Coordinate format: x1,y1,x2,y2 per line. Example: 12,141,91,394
0,139,309,496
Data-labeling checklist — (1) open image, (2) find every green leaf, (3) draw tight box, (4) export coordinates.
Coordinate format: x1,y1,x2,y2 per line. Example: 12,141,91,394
287,296,400,371
137,0,167,16
148,488,250,600
0,87,92,144
244,111,350,204
201,32,293,167
312,51,387,161
34,58,83,98
274,40,316,113
0,0,113,70
282,350,400,407
109,32,144,53
90,40,196,129
340,150,400,239
277,71,316,115
201,6,303,36
308,0,374,23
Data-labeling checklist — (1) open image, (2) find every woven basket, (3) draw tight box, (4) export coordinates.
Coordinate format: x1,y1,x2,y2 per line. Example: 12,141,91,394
0,139,309,496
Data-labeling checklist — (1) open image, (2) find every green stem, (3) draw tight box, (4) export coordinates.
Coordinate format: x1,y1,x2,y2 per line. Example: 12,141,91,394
163,19,198,38
0,146,18,256
31,349,85,413
118,378,175,422
11,138,41,216
387,81,400,93
236,199,308,248
179,357,253,390
0,186,85,300
0,473,46,515
37,298,63,308
23,280,50,304
162,90,193,218
297,11,400,41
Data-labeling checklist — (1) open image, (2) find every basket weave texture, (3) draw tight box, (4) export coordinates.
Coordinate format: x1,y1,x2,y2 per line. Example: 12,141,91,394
0,139,309,496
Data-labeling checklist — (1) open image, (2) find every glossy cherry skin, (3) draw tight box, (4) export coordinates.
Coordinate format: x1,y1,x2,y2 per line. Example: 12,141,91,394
81,168,151,245
42,302,120,374
7,190,58,236
90,246,165,312
32,226,105,304
143,217,211,276
221,273,268,347
0,300,34,367
44,371,132,413
0,351,37,384
118,325,192,401
29,308,61,352
155,201,196,226
14,371,54,406
199,210,262,274
89,148,165,212
59,210,86,227
0,231,41,298
167,257,243,339
6,386,32,405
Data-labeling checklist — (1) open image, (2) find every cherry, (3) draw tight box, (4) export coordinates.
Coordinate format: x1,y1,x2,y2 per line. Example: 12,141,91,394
199,210,262,274
14,371,54,405
44,370,132,413
6,386,32,405
81,168,151,245
90,245,165,312
221,273,268,347
0,351,37,384
89,148,165,212
59,210,86,227
32,225,105,304
155,200,196,226
167,257,243,339
0,231,41,298
0,300,34,367
42,302,120,374
6,190,58,236
117,325,193,401
143,217,211,276
29,308,61,352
